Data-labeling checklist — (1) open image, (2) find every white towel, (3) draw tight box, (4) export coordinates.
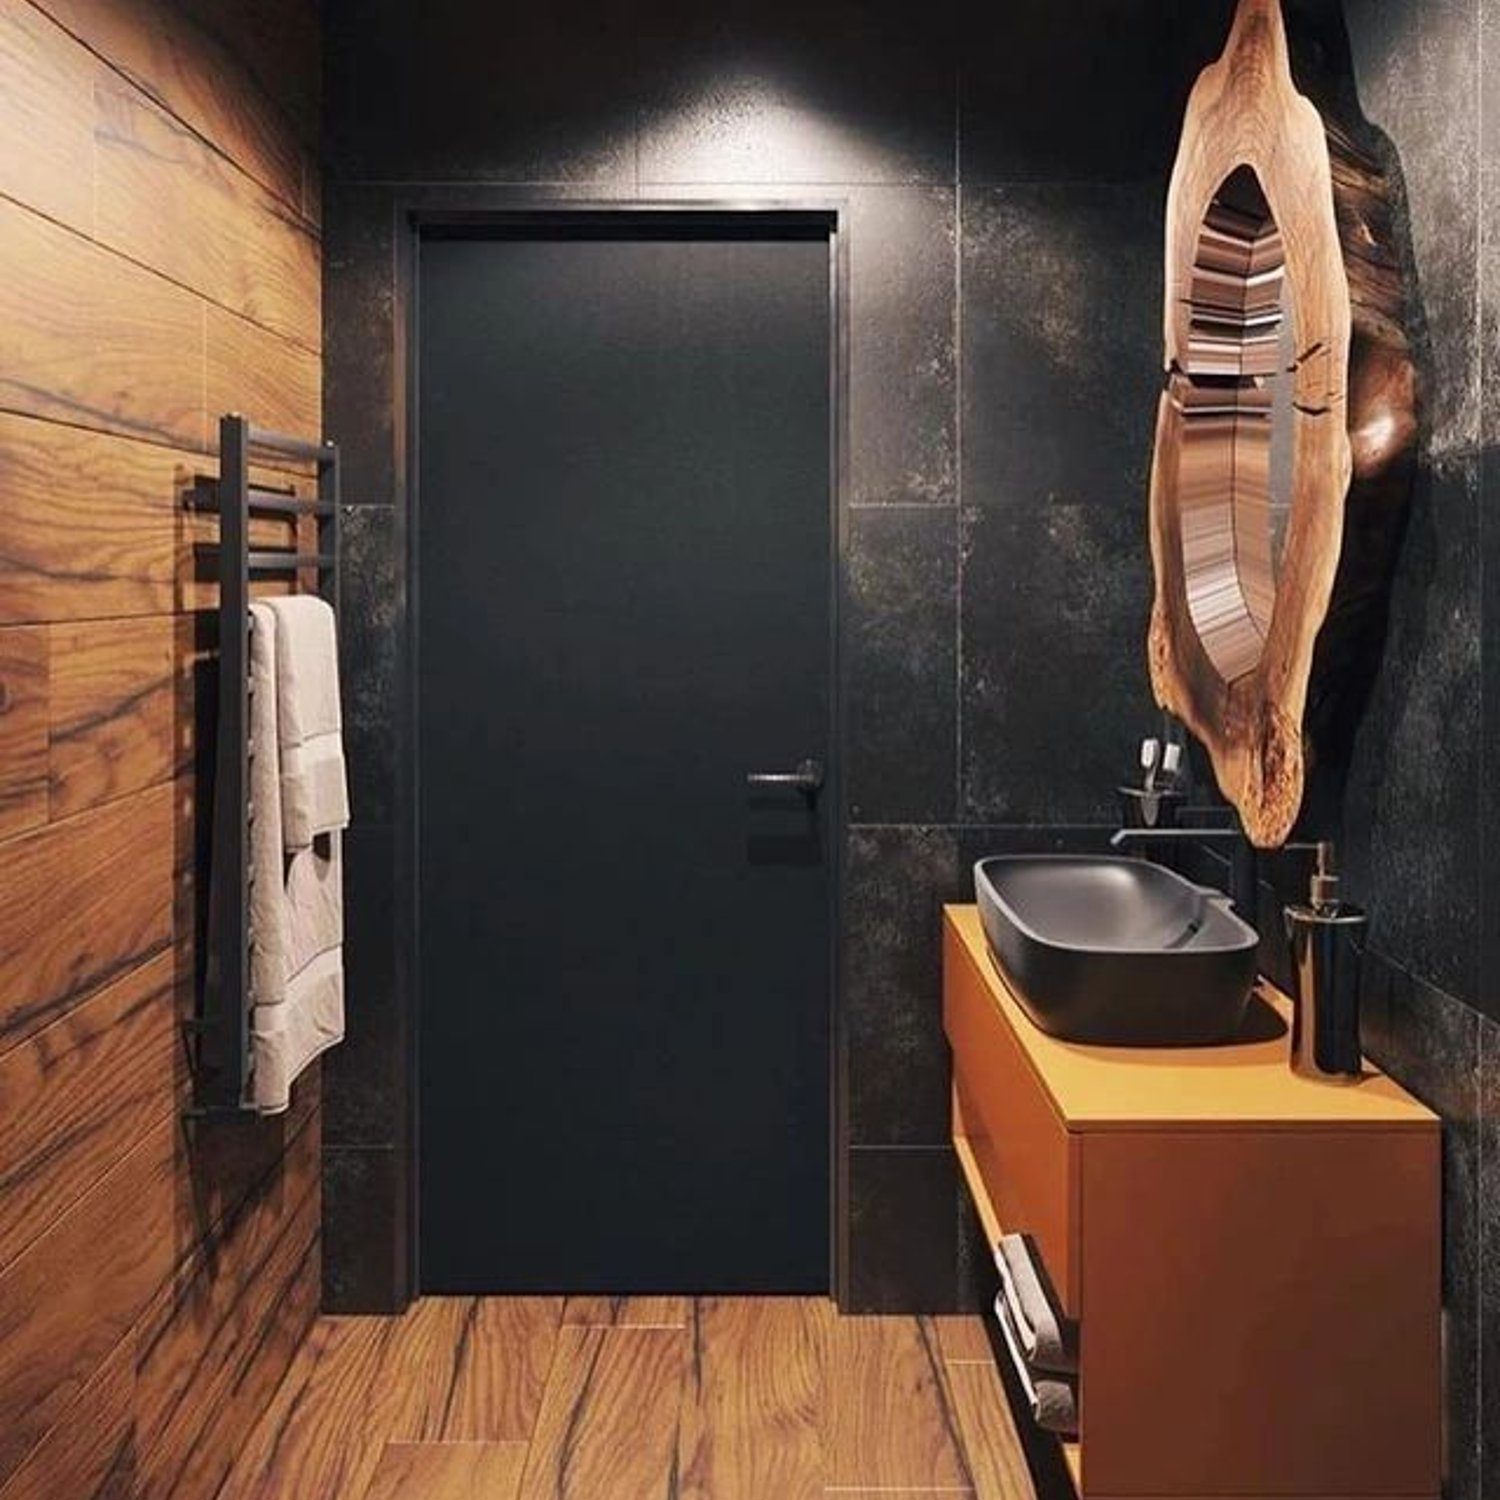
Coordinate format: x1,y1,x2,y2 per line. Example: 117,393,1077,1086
248,602,345,1114
996,1233,1077,1375
994,1293,1078,1437
260,595,349,850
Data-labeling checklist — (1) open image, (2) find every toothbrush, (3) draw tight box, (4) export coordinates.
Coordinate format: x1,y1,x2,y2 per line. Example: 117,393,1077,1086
1140,738,1161,794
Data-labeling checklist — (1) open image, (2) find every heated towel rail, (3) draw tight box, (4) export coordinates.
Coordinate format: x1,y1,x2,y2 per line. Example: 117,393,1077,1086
187,414,341,1118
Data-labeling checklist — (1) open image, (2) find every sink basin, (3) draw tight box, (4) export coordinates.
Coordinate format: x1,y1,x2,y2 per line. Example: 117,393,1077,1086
973,855,1259,1046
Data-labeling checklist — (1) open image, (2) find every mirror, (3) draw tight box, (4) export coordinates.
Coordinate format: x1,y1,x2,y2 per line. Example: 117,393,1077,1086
1147,0,1356,848
1176,165,1298,683
1148,0,1416,849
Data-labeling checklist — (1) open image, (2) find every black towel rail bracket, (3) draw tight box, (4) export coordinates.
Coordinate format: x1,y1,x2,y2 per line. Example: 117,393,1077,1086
183,413,340,1121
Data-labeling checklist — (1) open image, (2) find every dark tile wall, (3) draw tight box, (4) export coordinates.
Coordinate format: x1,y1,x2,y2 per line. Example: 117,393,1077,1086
323,180,410,1310
322,18,1499,1477
1321,3,1500,1496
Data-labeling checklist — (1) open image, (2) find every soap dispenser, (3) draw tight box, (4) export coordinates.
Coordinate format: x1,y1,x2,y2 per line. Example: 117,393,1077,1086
1283,842,1367,1082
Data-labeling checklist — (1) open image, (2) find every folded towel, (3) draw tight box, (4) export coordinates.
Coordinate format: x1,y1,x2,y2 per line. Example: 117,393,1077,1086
996,1233,1077,1375
260,595,349,850
994,1293,1078,1438
248,602,345,1114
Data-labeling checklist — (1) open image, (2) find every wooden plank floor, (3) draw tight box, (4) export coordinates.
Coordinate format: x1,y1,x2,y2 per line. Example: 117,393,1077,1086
216,1296,1038,1500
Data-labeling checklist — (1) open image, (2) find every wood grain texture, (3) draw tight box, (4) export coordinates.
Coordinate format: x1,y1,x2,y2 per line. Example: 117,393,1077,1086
95,75,320,346
135,1121,322,1500
1149,0,1349,844
377,1299,509,1445
517,1327,687,1500
0,1110,176,1488
35,0,312,222
0,1317,136,1500
0,0,321,1489
0,197,205,449
933,1314,995,1364
177,0,321,152
828,1315,974,1492
206,301,320,444
0,414,183,625
1147,0,1416,845
434,1299,564,1441
940,1359,1037,1500
222,1298,1036,1500
0,626,48,837
47,616,182,818
0,1094,322,1500
560,1295,690,1327
0,0,95,229
212,1317,395,1500
172,1063,321,1255
363,1443,529,1500
676,1297,829,1500
0,783,175,1051
0,948,177,1274
216,1291,514,1500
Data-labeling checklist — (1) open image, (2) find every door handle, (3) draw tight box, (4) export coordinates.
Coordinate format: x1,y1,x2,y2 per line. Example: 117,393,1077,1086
747,759,824,794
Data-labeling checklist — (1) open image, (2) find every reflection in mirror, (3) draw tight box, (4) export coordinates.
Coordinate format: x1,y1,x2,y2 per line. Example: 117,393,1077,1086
1173,165,1297,683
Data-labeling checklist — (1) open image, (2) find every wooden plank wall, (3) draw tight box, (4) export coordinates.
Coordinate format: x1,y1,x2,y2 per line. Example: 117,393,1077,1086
0,2,324,1497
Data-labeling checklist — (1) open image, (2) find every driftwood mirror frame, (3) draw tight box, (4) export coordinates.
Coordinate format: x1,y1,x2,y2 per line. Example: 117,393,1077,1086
1147,0,1416,847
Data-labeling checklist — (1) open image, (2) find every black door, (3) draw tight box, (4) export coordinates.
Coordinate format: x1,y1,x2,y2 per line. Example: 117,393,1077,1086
415,222,833,1292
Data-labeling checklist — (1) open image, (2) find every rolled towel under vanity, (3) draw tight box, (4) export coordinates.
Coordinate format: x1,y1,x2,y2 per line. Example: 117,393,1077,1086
993,1292,1078,1437
995,1232,1076,1375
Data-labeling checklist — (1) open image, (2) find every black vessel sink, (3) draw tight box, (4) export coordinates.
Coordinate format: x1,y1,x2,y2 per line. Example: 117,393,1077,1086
973,855,1259,1046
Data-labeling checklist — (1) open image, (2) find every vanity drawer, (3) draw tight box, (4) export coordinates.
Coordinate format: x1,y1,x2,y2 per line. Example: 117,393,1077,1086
944,922,1079,1315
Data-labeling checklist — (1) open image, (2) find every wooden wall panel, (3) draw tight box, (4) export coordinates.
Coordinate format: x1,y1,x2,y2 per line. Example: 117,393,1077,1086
0,198,206,449
0,784,176,1050
146,1204,322,1500
95,76,321,345
0,1328,136,1500
0,0,96,228
0,408,309,626
206,302,322,441
0,415,182,625
0,626,48,838
0,0,322,1487
0,1078,322,1500
47,616,182,819
0,1112,177,1487
170,1063,321,1267
179,0,320,156
36,0,311,222
0,949,179,1275
136,1111,322,1500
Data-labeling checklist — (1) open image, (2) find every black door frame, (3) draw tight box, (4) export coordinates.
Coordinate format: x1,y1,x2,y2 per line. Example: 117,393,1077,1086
394,196,851,1301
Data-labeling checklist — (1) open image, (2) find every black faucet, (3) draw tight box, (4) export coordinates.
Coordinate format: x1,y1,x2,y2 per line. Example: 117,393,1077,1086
1109,824,1259,927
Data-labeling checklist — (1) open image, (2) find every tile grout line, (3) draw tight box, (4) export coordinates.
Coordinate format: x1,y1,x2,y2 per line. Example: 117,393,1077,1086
1476,8,1486,1489
953,76,966,828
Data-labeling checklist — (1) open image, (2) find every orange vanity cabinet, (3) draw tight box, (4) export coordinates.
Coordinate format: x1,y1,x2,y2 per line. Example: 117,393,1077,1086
943,904,1441,1500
